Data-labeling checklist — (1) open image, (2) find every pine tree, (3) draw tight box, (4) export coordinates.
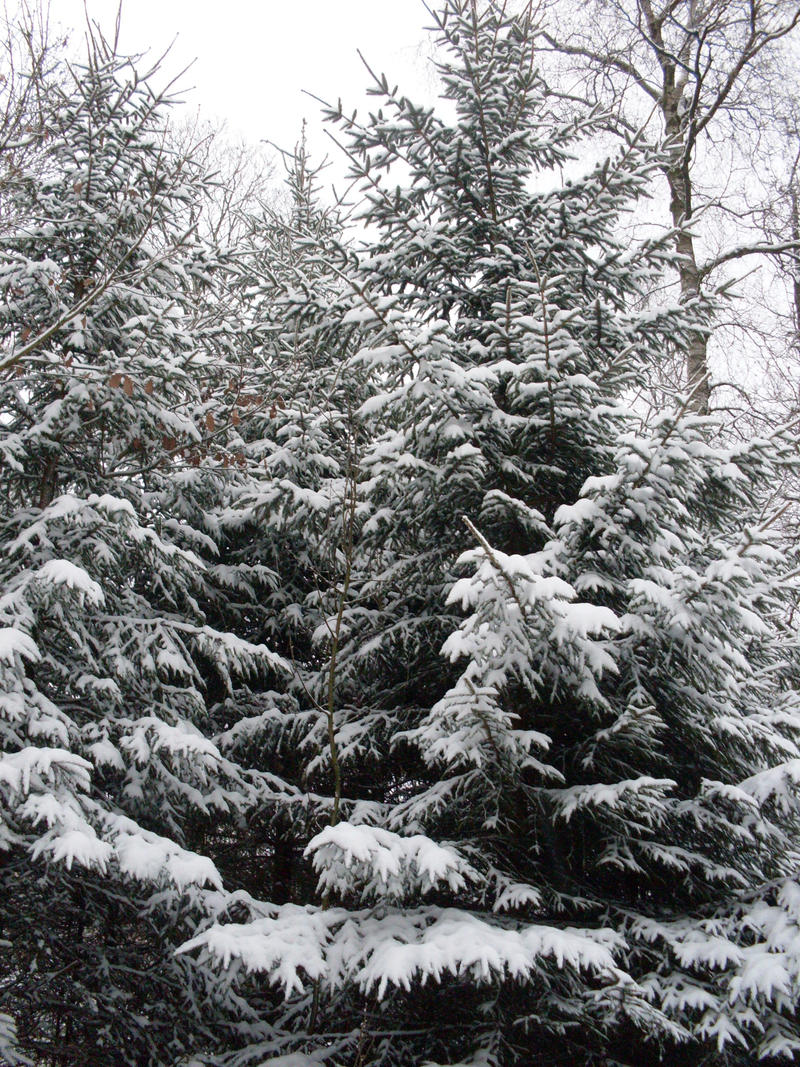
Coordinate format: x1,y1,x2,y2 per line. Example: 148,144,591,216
184,3,800,1065
0,30,285,1064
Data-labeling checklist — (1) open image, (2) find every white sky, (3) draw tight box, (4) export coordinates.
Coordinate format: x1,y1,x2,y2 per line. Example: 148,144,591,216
52,1,438,159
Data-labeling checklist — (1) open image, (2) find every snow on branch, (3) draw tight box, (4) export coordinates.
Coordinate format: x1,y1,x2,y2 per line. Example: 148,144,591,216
304,822,477,901
179,904,625,1002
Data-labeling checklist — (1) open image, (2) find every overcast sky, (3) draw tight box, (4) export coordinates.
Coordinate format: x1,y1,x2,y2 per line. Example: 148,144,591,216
52,1,438,159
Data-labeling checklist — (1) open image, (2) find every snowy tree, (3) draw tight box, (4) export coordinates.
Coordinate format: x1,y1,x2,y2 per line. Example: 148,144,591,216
163,137,384,1066
183,2,800,1064
0,27,286,1064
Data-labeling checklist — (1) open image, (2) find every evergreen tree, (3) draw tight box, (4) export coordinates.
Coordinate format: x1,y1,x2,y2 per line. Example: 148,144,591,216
185,3,800,1065
194,138,365,913
0,30,284,1065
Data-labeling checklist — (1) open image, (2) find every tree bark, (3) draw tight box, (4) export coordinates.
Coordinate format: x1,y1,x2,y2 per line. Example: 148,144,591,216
664,115,710,413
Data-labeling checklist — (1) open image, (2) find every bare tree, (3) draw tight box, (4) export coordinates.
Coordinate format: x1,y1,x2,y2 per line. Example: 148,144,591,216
760,115,800,361
0,2,65,222
539,0,800,412
168,112,277,245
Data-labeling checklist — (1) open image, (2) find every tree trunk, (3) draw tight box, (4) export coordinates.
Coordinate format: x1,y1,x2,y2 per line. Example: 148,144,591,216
664,104,710,413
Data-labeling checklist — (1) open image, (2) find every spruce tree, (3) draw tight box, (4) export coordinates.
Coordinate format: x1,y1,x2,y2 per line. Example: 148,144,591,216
185,3,800,1065
0,30,284,1064
196,138,365,910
